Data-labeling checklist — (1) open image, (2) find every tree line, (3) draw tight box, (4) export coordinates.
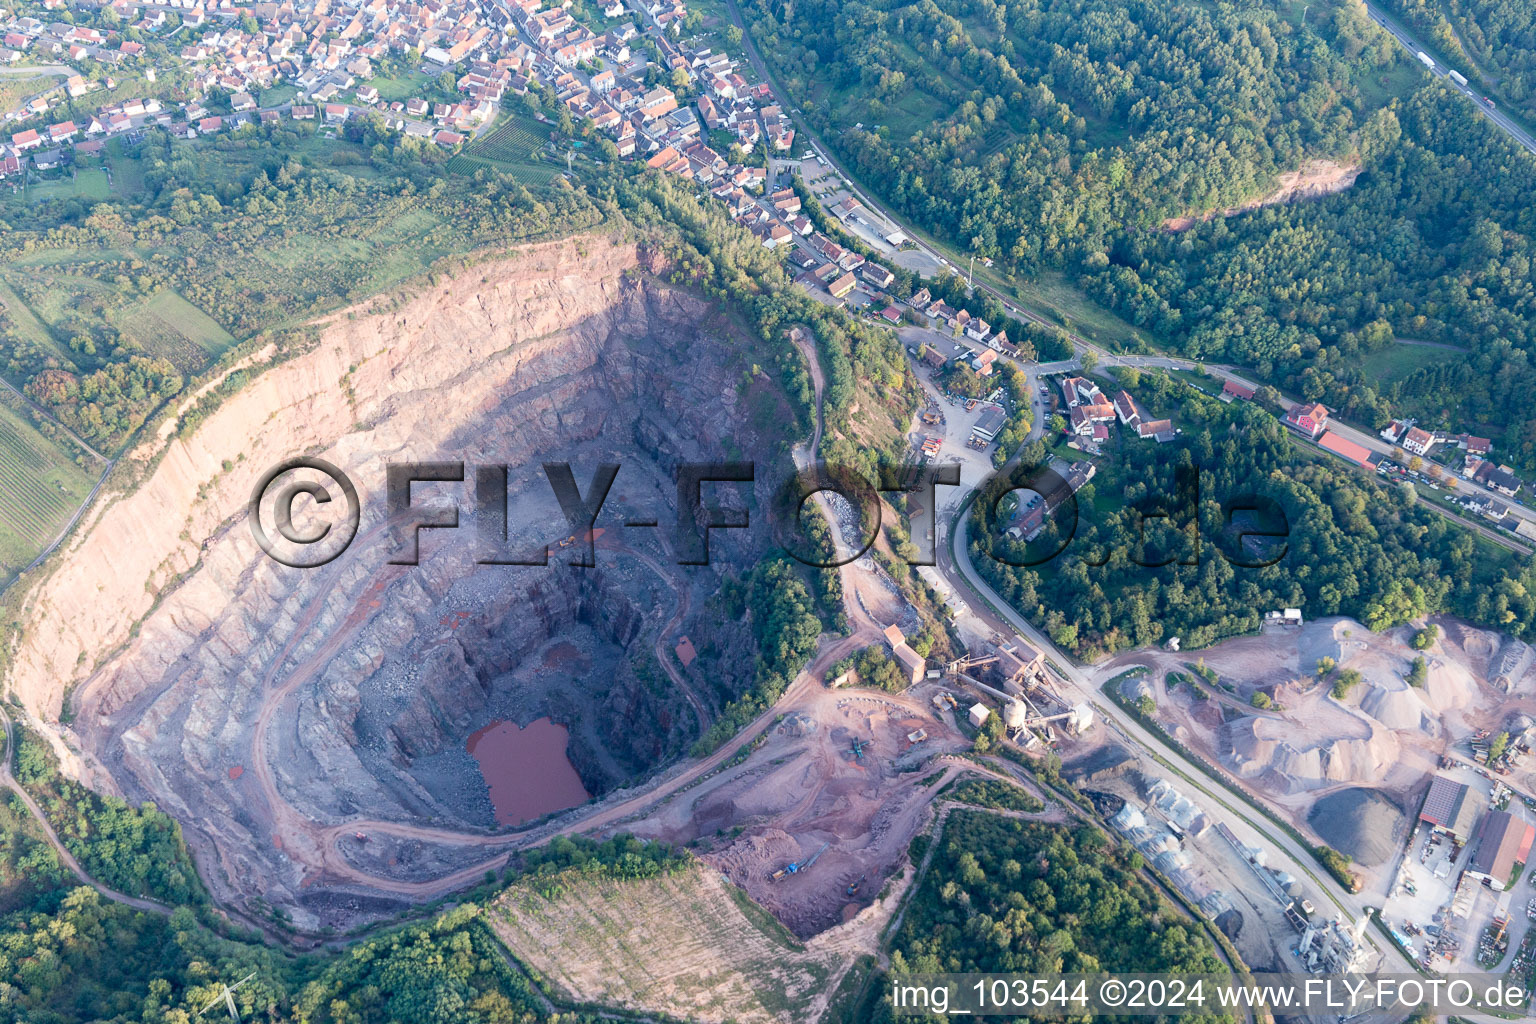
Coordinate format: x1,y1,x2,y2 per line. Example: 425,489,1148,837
972,372,1536,659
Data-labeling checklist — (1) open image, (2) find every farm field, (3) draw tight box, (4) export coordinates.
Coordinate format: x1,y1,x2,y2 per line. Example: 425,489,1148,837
1,247,236,372
487,864,849,1024
0,391,97,584
446,113,567,183
1359,340,1463,386
468,113,552,162
446,152,565,183
112,290,238,371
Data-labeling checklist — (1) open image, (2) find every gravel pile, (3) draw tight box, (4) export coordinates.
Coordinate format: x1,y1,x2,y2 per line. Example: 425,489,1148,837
1307,787,1405,866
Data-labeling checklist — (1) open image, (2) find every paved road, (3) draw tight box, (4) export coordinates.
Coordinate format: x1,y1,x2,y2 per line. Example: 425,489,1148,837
1363,1,1536,158
0,64,70,76
935,507,1412,970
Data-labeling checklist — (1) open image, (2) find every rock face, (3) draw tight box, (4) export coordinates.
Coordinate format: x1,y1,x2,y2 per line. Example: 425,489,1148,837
7,236,801,930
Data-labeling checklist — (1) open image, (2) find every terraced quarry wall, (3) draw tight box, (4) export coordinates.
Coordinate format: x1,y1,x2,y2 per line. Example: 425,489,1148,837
3,235,802,930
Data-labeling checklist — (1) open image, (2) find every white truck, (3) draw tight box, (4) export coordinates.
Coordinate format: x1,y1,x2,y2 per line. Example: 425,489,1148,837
1448,69,1468,86
1417,51,1435,69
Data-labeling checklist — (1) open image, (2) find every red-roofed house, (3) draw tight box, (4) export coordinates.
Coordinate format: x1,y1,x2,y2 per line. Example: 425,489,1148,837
1318,430,1374,468
1113,390,1142,426
1402,426,1437,456
1221,379,1256,402
1285,402,1329,440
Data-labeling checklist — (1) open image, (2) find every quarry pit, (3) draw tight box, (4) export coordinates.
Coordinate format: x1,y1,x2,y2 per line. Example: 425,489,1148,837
6,237,808,932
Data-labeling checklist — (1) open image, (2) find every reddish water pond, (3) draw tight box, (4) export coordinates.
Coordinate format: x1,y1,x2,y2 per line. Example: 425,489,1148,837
467,718,589,825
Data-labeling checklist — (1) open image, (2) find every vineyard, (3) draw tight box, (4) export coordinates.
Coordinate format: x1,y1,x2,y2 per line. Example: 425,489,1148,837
0,393,96,584
473,114,551,163
446,114,565,183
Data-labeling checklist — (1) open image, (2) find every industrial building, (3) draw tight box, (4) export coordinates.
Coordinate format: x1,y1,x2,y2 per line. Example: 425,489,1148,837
1418,774,1485,845
971,404,1007,443
1318,430,1375,469
1296,914,1374,973
1467,810,1535,890
882,624,927,686
994,642,1044,688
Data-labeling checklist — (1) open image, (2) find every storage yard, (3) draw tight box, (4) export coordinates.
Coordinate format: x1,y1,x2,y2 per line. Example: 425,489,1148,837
1097,613,1536,986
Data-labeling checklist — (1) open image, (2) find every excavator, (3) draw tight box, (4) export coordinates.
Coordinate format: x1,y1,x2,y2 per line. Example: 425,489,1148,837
850,738,866,762
771,841,830,881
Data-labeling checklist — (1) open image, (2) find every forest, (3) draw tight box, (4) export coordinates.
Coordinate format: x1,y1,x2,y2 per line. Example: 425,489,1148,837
852,811,1233,1022
743,0,1536,476
0,825,685,1023
1085,88,1536,472
694,554,824,753
12,725,205,907
743,0,1397,267
970,372,1536,659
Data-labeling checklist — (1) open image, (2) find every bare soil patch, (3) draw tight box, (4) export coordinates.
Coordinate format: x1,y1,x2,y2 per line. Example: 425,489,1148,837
1164,159,1360,230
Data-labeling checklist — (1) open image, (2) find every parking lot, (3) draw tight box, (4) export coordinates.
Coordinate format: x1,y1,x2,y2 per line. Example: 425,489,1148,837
772,155,944,274
904,357,1011,517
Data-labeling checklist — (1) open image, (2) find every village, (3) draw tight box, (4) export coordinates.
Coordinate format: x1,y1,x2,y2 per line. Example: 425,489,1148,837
0,0,1006,340
0,0,783,177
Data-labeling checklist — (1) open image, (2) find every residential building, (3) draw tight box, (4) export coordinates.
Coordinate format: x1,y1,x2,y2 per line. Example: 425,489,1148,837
1285,401,1329,439
1113,390,1141,426
1061,376,1104,408
861,262,893,289
1402,426,1437,456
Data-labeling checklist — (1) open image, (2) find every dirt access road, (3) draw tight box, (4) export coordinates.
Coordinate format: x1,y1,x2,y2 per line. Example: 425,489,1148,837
0,706,170,916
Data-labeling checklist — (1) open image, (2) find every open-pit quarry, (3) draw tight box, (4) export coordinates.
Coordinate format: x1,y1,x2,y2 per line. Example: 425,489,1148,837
3,236,811,932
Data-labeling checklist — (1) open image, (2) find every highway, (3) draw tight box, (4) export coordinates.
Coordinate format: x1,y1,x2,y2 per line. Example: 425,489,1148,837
1362,1,1536,159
